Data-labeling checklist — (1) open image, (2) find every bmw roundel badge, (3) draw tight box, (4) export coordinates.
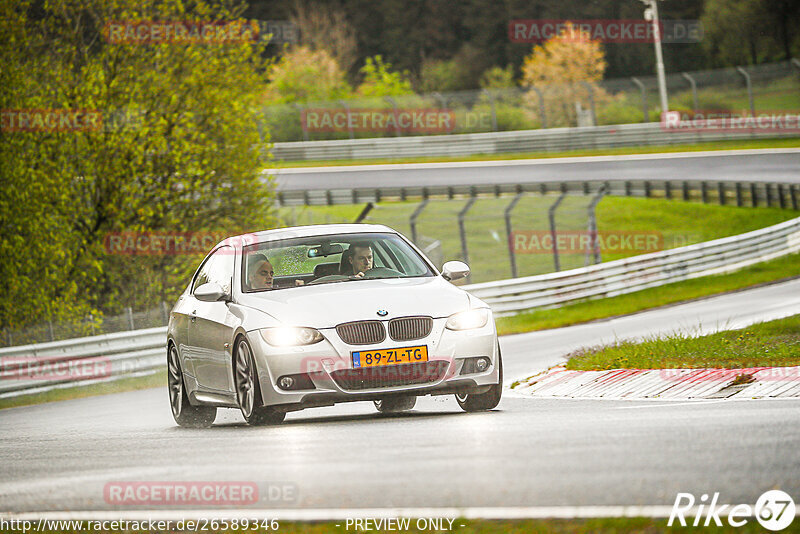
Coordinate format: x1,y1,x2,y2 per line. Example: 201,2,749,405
377,309,388,317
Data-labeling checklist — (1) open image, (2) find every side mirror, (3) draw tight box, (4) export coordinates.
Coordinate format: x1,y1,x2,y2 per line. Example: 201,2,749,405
441,261,470,282
194,282,229,302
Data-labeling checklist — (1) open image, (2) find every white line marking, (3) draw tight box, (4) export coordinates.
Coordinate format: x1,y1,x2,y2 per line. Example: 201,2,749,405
271,148,800,174
0,506,711,521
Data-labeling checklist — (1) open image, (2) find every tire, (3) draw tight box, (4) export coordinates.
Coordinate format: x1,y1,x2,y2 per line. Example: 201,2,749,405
234,337,286,426
455,345,503,413
167,343,216,428
374,396,417,413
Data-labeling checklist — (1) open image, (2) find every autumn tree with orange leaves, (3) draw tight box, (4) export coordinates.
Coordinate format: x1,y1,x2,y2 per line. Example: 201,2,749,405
521,22,608,128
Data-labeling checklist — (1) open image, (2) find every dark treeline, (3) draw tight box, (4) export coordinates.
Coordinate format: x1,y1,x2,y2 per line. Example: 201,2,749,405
247,0,800,90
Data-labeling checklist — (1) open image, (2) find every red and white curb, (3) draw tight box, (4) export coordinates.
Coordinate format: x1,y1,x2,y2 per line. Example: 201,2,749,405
512,365,800,400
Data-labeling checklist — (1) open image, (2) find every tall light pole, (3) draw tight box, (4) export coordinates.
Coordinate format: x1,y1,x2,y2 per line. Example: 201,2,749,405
641,0,669,114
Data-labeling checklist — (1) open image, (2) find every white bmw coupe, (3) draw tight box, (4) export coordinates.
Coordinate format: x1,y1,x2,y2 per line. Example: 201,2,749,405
167,224,502,427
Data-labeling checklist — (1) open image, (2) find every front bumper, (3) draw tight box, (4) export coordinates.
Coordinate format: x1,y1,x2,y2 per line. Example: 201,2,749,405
247,316,499,411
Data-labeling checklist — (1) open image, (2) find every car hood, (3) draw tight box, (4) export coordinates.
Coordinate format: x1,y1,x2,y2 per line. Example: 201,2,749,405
235,276,471,328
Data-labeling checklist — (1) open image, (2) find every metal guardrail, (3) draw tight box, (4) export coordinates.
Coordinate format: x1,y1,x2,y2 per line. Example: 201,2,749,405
1,216,798,397
271,121,799,161
276,176,800,208
0,327,166,398
463,215,800,315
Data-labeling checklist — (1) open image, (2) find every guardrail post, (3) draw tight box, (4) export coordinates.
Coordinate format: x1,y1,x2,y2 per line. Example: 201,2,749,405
682,181,690,201
354,202,374,223
458,198,477,280
581,82,597,126
585,185,607,266
409,198,429,244
527,86,547,128
48,320,55,342
548,191,568,272
736,66,756,117
161,301,169,324
625,181,632,196
681,72,699,115
126,307,135,331
792,184,799,211
631,77,648,122
751,183,758,207
766,184,773,207
338,100,354,140
293,103,309,141
701,181,708,204
665,181,672,199
717,182,726,206
736,183,743,207
778,184,787,209
482,89,498,132
384,96,402,136
504,193,524,278
644,181,652,198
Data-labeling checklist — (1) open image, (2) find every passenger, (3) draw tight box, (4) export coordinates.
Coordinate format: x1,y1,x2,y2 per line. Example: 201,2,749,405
247,254,274,290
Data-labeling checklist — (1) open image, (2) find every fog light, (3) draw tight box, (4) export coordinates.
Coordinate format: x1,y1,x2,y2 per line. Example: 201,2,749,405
475,357,490,372
278,376,295,390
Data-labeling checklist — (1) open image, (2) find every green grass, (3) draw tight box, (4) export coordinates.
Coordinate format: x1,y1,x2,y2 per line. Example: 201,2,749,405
565,314,800,371
12,518,796,533
0,371,164,410
495,252,800,336
273,137,800,167
280,196,800,285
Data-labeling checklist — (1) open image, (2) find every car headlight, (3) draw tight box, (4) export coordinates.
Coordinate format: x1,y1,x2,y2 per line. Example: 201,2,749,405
260,327,324,347
445,308,489,330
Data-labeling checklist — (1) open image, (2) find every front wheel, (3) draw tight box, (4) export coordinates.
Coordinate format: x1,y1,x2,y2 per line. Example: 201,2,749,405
374,396,417,413
235,337,286,426
455,346,503,412
168,344,216,428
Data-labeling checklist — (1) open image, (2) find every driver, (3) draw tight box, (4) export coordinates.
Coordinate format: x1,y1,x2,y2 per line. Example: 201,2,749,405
347,243,373,278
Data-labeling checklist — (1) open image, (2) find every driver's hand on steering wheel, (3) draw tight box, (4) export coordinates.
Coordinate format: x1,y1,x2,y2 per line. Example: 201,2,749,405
353,271,366,278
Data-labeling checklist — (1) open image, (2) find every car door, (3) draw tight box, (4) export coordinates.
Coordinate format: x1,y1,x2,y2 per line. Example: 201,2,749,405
187,246,237,394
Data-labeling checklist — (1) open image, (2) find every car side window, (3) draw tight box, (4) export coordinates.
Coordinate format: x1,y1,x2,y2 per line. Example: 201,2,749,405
192,246,234,294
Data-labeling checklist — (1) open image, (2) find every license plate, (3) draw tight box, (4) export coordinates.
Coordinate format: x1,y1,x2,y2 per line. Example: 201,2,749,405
352,345,428,368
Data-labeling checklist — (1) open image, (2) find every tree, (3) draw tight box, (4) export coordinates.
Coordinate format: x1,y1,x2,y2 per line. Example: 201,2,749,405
356,56,413,97
263,46,352,104
521,22,608,127
290,0,359,75
0,0,275,334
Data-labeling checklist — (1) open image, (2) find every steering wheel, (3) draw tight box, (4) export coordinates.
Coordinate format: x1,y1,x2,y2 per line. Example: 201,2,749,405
307,274,350,285
360,267,404,278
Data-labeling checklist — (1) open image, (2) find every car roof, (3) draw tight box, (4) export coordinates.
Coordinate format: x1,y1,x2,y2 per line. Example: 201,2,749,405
217,223,399,248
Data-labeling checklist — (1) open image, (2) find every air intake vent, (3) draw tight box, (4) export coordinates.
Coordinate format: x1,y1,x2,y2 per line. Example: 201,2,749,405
336,320,386,345
388,316,433,341
331,361,449,391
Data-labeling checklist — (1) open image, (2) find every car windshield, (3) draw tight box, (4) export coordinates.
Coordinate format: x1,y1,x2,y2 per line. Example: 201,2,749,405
242,231,435,292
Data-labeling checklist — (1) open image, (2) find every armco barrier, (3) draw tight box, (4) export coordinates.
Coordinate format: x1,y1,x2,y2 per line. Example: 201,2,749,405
271,121,799,161
1,216,799,397
0,327,166,398
464,215,800,315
